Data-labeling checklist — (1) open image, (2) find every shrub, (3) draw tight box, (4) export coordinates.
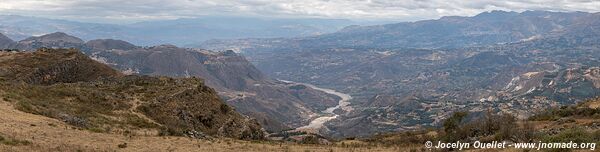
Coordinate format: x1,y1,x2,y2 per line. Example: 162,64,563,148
441,111,468,142
542,128,594,143
300,135,320,144
118,143,128,148
0,135,32,146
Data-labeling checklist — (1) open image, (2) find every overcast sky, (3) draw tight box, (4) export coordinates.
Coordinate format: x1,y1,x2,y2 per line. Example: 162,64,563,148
0,0,599,24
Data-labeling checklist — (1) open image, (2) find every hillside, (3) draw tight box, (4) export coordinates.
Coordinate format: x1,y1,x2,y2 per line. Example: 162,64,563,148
0,48,263,140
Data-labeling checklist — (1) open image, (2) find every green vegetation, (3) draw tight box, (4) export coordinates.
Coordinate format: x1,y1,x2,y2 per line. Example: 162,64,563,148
117,143,128,148
300,135,320,144
541,128,597,143
529,104,600,121
0,134,32,146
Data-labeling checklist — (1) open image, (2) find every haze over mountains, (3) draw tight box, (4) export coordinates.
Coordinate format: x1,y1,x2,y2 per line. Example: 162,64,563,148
0,15,357,46
2,10,600,139
200,10,596,50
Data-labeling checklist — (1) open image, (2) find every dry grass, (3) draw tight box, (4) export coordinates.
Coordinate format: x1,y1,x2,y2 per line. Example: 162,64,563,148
0,98,561,152
0,100,411,152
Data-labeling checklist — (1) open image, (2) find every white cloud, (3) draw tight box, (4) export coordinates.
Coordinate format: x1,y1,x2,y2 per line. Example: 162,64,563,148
0,0,598,23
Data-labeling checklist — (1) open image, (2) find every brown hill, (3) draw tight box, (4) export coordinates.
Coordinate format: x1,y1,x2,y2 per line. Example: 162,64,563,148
0,48,263,140
15,32,84,50
0,48,121,84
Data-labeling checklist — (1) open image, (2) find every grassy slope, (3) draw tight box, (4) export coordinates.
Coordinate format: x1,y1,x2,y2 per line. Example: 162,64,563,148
0,100,410,151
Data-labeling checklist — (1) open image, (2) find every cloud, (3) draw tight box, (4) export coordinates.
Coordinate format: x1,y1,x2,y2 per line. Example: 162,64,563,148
0,0,598,23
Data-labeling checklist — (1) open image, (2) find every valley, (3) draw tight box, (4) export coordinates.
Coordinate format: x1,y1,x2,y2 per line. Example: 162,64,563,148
1,5,600,151
203,10,600,138
281,80,353,133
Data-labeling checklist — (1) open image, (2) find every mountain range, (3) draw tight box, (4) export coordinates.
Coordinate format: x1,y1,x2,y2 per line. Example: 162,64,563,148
2,10,600,139
199,10,598,51
0,15,357,46
198,10,600,138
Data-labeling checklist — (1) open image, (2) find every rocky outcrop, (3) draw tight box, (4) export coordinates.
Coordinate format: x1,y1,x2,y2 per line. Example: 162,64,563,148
138,81,264,140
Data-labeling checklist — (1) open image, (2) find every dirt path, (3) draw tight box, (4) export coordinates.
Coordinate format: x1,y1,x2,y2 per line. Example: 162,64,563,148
129,98,162,127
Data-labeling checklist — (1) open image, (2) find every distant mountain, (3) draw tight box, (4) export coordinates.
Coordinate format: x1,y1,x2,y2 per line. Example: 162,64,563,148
129,16,356,46
85,39,138,50
0,33,14,48
15,32,85,50
199,10,595,51
0,32,339,132
0,15,124,42
0,15,357,46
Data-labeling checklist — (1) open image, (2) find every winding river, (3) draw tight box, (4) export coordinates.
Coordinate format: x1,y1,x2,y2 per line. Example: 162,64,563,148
279,80,353,132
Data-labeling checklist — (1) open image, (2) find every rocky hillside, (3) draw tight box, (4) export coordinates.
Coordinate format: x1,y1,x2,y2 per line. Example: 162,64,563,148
0,48,264,140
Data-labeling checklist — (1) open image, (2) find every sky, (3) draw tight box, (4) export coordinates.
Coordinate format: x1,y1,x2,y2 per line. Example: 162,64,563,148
0,0,599,24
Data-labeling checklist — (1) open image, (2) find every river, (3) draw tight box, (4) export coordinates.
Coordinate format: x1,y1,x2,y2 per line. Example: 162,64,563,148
279,80,352,132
